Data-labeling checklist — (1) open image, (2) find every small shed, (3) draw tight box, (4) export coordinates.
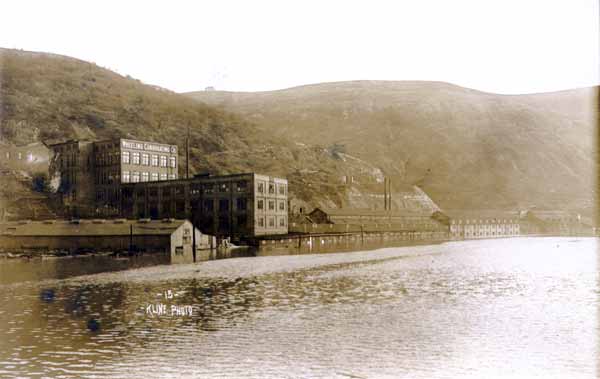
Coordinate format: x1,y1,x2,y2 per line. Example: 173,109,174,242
0,219,215,263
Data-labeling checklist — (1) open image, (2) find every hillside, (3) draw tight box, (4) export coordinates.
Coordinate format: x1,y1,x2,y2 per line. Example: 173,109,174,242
0,49,438,217
186,81,599,216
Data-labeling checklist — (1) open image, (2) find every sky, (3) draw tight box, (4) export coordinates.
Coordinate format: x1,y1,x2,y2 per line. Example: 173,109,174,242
1,0,598,94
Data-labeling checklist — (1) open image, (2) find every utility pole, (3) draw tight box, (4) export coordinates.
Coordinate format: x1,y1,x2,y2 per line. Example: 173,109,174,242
129,223,133,254
192,220,197,263
186,125,190,179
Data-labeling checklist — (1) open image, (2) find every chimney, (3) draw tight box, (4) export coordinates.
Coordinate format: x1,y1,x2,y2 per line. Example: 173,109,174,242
388,178,392,211
384,177,388,211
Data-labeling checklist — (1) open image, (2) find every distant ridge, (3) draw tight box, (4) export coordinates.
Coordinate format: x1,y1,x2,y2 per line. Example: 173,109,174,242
186,80,599,216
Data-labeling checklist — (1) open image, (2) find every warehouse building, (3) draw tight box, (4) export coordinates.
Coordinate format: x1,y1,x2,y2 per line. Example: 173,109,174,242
433,210,520,239
305,207,447,236
121,173,288,239
0,219,214,263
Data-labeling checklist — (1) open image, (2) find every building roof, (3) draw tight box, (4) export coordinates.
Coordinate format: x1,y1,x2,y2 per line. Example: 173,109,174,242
0,219,189,237
312,207,433,218
437,210,521,220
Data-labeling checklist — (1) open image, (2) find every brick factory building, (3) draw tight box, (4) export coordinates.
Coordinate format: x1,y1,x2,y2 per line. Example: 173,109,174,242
49,138,178,217
121,173,288,240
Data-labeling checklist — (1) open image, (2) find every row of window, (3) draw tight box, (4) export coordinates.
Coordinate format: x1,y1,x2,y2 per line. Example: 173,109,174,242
129,197,249,213
461,231,519,237
257,216,287,228
4,151,34,161
123,171,177,183
256,199,286,212
122,151,176,168
190,181,249,195
256,181,287,196
452,219,517,225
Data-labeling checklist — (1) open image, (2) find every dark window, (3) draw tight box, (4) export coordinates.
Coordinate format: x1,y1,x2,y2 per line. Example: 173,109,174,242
149,204,159,219
176,200,186,214
219,199,229,212
122,188,133,199
162,187,171,197
236,181,247,192
237,214,247,227
161,202,171,216
279,184,286,195
279,201,285,211
268,184,275,194
219,216,229,230
268,201,275,210
191,185,202,196
136,203,145,218
236,198,247,211
257,200,264,210
204,199,214,212
191,199,201,212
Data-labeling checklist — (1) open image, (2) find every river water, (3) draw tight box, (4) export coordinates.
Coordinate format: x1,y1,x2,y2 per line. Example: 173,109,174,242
0,237,597,379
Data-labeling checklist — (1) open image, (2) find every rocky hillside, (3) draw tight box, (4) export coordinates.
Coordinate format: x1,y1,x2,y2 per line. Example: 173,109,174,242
0,49,436,217
187,81,599,216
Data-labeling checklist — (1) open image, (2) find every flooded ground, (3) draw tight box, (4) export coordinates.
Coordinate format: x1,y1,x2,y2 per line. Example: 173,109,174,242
0,237,597,378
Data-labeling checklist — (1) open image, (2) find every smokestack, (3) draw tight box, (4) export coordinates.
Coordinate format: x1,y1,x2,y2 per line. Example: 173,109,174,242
384,177,388,211
388,178,392,211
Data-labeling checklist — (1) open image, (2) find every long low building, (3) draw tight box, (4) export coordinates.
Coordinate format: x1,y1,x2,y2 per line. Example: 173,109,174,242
433,210,521,239
308,207,445,229
0,219,215,263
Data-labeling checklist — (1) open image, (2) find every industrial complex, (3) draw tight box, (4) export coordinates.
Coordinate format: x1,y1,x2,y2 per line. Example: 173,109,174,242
0,136,596,259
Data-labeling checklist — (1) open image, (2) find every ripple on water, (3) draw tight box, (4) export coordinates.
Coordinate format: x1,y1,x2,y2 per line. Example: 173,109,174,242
0,237,597,378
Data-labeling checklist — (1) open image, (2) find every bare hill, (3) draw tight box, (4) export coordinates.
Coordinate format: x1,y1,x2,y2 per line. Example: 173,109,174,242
0,50,438,216
186,81,599,215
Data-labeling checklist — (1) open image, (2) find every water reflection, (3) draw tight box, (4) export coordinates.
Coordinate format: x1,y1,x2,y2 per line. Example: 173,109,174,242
0,237,597,378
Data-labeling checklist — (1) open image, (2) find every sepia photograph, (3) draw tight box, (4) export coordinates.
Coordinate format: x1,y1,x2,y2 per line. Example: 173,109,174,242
0,1,598,378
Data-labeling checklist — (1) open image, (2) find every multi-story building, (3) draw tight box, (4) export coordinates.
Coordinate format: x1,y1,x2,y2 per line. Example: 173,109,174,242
48,140,96,216
93,138,178,215
49,138,178,216
0,142,50,174
120,173,288,239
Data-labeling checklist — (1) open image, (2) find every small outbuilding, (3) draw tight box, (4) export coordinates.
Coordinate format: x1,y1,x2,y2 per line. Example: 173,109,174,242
0,219,215,263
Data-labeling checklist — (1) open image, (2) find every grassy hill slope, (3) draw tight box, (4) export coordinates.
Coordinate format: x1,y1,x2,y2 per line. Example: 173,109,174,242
0,49,437,216
186,81,599,215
